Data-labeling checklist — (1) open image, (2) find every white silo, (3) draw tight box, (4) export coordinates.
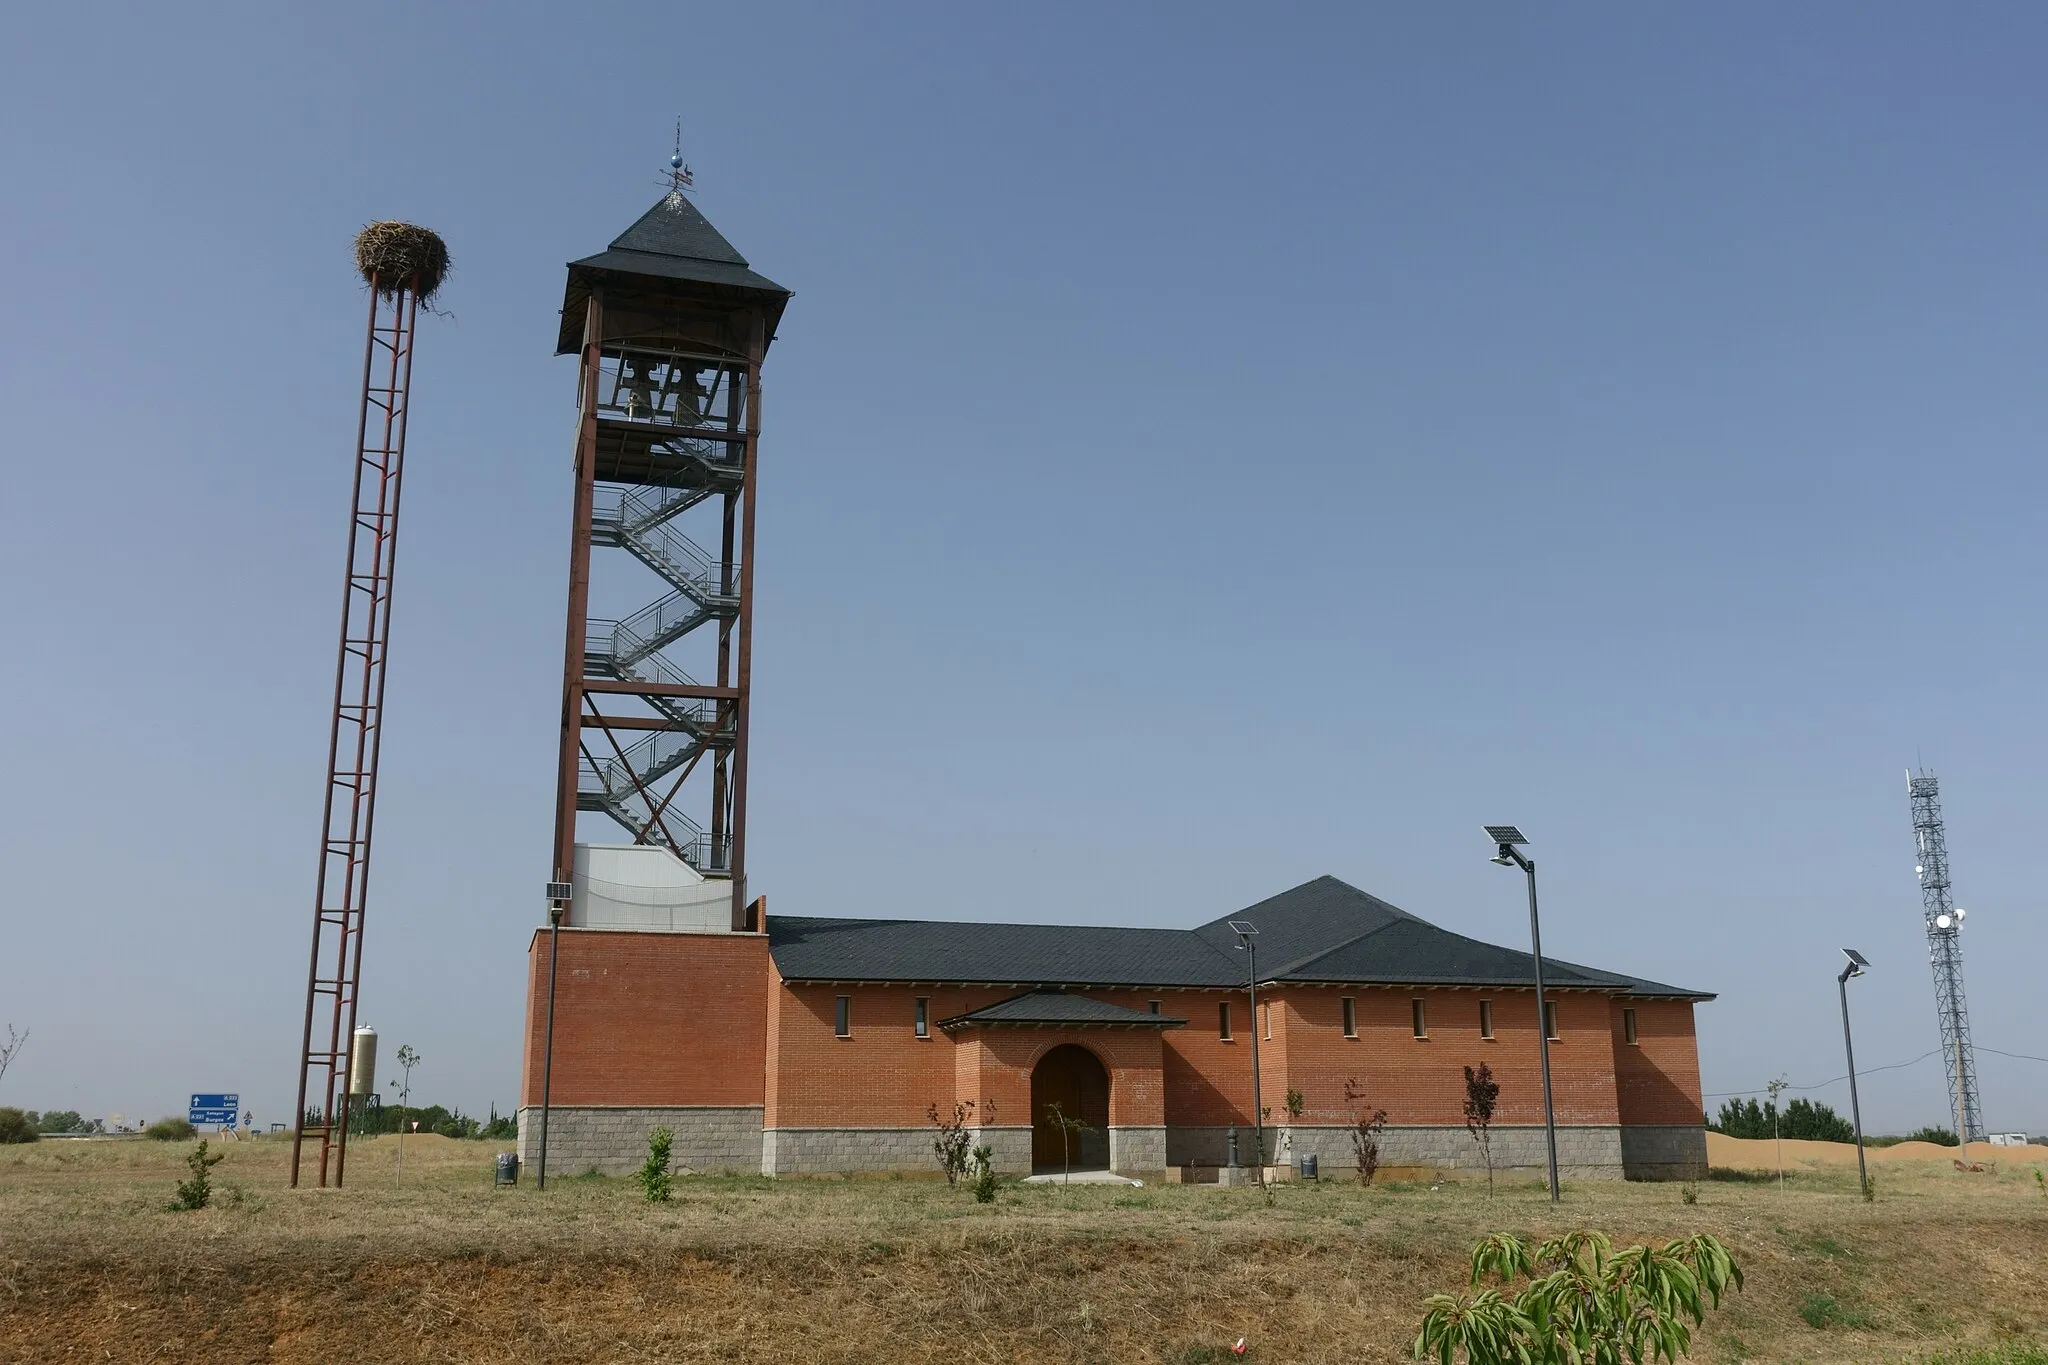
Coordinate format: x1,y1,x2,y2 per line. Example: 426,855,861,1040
348,1025,379,1097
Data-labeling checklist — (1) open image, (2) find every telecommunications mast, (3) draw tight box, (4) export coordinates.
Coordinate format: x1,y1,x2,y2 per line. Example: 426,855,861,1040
1907,770,1984,1143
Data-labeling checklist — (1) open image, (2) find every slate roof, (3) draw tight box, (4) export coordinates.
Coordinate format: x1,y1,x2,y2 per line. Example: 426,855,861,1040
767,876,1713,1000
937,990,1187,1031
559,194,791,353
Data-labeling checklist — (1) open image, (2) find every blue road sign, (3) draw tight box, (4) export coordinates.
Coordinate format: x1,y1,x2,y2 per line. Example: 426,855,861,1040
188,1093,239,1127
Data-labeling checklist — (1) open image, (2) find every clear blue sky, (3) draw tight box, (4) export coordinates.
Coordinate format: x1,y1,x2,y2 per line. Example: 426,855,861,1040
2,2,2044,1136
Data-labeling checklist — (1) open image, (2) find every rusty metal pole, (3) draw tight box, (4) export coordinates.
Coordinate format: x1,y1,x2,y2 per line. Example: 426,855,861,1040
291,271,422,1188
539,290,603,1189
726,321,765,931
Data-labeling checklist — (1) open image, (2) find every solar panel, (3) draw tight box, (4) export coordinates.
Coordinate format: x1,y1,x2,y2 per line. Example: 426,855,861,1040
1843,948,1870,969
1484,825,1528,845
1226,919,1260,936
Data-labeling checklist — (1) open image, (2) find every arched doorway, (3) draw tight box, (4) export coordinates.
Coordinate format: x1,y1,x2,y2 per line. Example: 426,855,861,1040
1031,1043,1110,1172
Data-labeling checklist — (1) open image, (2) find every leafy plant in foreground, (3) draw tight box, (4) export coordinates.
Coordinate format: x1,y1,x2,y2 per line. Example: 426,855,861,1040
971,1144,997,1203
1463,1064,1500,1195
928,1100,977,1185
171,1140,225,1211
638,1126,674,1202
1416,1228,1742,1364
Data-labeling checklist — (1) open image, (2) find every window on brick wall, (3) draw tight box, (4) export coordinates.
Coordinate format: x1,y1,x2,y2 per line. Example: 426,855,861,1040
1543,1000,1560,1041
1148,999,1161,1015
915,997,930,1039
1342,996,1357,1038
1262,1001,1272,1040
835,995,851,1038
1623,1007,1638,1045
1479,999,1494,1040
1411,999,1427,1038
1219,1002,1233,1040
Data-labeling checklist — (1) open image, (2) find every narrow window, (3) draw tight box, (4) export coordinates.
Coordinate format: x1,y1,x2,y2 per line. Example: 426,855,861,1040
1341,996,1357,1039
835,995,851,1038
1263,1001,1272,1040
1623,1007,1638,1046
1219,1002,1233,1040
1411,999,1427,1038
1479,999,1494,1040
1543,1000,1560,1041
1148,999,1162,1015
915,996,930,1039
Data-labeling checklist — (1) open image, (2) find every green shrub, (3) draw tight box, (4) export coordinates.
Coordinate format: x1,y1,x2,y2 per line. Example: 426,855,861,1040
1901,1125,1961,1147
0,1107,39,1144
971,1144,997,1203
170,1140,224,1211
637,1126,674,1202
146,1116,197,1141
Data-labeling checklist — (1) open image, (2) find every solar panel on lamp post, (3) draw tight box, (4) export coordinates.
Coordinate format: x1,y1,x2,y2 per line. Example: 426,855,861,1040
1484,825,1561,1204
1838,948,1872,1199
1229,919,1264,1186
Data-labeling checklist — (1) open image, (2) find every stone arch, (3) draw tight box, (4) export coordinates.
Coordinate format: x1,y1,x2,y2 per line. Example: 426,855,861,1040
1030,1042,1110,1172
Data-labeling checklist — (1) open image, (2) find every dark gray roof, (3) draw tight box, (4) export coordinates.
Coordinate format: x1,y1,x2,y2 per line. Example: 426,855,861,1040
559,194,791,353
767,876,1713,1000
938,990,1186,1030
768,916,1238,987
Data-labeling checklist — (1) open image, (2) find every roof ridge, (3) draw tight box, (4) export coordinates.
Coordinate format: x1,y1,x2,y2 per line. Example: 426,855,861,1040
1267,915,1408,977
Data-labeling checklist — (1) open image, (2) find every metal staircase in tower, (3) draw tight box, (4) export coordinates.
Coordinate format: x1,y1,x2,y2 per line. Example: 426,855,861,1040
571,344,748,876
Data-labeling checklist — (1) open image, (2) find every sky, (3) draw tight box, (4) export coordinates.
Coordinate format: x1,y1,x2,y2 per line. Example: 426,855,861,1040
1,2,2044,1137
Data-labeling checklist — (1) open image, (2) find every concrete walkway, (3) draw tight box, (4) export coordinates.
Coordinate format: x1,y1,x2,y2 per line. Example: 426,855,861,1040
1020,1169,1144,1186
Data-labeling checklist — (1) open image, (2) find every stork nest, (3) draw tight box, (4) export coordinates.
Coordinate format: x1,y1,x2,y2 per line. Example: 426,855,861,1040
353,221,449,302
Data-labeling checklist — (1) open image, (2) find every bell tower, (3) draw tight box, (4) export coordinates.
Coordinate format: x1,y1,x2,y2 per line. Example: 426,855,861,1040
550,186,790,930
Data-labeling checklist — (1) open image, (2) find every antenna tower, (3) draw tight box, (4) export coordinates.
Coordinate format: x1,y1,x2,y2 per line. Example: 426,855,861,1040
1907,770,1985,1143
290,224,446,1187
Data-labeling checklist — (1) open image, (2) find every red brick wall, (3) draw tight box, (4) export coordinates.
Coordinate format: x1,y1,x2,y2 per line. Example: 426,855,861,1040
1611,998,1705,1126
765,983,1179,1129
1266,987,1622,1128
520,929,768,1107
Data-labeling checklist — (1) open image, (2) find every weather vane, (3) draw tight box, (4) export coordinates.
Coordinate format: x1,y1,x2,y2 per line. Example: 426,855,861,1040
662,117,695,208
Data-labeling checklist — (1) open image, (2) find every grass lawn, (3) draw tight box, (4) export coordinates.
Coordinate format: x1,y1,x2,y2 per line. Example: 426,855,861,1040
3,1134,2046,1362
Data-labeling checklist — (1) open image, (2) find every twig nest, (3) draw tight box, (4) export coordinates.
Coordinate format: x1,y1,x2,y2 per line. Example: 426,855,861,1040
353,222,449,302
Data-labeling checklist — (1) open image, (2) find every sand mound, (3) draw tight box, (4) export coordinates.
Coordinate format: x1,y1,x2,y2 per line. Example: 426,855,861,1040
1707,1131,2043,1170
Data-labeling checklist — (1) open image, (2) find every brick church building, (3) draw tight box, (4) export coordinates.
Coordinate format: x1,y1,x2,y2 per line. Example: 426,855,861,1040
516,191,1710,1184
519,863,1711,1181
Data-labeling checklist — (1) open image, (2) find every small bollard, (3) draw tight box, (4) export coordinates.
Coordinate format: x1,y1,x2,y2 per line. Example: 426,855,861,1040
1227,1125,1240,1168
494,1151,520,1187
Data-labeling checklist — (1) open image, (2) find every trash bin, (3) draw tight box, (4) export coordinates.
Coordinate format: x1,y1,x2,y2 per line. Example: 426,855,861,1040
495,1152,519,1187
1298,1153,1319,1181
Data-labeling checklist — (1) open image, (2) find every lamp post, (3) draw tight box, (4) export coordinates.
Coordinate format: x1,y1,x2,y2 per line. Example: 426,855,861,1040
1230,919,1264,1185
1837,948,1871,1198
537,880,573,1190
1485,825,1560,1204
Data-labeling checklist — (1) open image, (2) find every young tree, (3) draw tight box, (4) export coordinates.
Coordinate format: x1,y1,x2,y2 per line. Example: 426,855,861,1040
927,1100,977,1185
1343,1078,1390,1187
1463,1063,1501,1196
1765,1075,1789,1189
389,1044,420,1185
0,1024,27,1091
1042,1101,1096,1184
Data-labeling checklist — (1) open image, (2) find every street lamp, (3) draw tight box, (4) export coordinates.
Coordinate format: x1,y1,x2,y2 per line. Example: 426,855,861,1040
1837,948,1871,1198
1230,919,1265,1185
1485,825,1561,1204
537,879,574,1190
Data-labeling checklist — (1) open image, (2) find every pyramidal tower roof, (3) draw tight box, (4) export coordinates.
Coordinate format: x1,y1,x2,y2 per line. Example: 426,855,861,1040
559,192,791,353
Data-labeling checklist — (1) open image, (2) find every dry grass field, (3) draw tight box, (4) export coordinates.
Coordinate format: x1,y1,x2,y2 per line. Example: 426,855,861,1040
2,1132,2046,1364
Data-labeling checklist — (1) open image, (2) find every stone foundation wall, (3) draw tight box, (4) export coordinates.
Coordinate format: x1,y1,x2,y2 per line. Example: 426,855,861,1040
1107,1126,1168,1175
1619,1125,1708,1180
761,1127,935,1175
972,1126,1033,1177
515,1105,761,1177
1256,1124,1629,1180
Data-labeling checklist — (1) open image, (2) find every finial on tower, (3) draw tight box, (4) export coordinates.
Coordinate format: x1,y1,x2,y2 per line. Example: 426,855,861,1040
663,117,695,208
